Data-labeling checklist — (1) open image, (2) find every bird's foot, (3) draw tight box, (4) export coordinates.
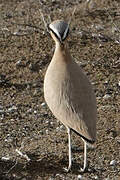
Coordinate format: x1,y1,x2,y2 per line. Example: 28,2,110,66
63,165,71,173
80,163,88,173
80,167,87,172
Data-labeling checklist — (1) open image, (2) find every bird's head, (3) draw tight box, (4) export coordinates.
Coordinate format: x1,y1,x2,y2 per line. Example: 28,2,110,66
48,20,69,44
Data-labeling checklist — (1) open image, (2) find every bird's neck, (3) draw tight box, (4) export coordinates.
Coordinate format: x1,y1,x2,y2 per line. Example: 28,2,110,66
53,42,72,63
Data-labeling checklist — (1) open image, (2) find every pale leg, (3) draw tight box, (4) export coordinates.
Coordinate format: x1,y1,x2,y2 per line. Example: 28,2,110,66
81,140,87,172
64,126,72,172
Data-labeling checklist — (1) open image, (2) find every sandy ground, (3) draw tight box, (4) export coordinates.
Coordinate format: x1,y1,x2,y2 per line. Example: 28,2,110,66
0,0,120,179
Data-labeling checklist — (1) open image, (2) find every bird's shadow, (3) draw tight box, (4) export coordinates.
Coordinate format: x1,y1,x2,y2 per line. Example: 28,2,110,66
0,152,99,180
0,154,78,180
25,153,85,175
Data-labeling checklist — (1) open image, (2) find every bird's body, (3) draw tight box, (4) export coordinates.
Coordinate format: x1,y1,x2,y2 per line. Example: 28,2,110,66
44,20,97,172
44,43,96,142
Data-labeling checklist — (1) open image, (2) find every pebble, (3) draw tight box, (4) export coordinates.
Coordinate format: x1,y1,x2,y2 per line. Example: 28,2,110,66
110,160,116,166
46,129,48,134
33,89,38,96
104,80,108,85
13,31,19,35
34,110,37,114
15,60,23,67
1,156,10,161
116,137,120,144
55,174,65,179
27,108,33,113
7,106,17,113
48,178,54,180
21,178,27,180
0,109,5,114
56,127,60,131
59,125,64,131
94,175,99,179
0,105,3,109
5,137,13,143
41,102,46,107
118,81,120,87
95,24,104,31
103,94,111,99
77,175,86,180
78,175,83,179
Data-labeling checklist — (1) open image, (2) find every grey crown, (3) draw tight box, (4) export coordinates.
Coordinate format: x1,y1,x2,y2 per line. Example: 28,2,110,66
49,20,69,42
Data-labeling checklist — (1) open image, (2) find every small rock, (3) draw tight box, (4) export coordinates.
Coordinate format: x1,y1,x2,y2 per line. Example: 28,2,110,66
110,160,116,166
116,137,120,144
78,175,83,179
46,129,48,134
95,24,104,31
16,60,23,67
56,127,60,131
34,110,37,114
21,178,27,180
0,105,3,109
27,108,33,113
48,177,54,180
77,175,86,180
104,80,109,85
26,84,30,89
94,175,99,179
1,156,10,161
13,31,20,35
52,0,56,2
118,81,120,87
33,89,38,96
0,74,7,83
55,174,65,178
59,125,64,130
7,105,17,113
5,136,13,143
0,109,5,114
29,63,39,72
78,61,87,67
103,94,111,99
41,102,46,107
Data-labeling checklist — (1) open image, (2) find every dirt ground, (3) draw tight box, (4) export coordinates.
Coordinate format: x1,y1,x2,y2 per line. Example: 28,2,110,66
0,0,120,179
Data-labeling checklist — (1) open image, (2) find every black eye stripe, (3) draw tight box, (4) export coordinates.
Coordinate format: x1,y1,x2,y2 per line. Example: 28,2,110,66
49,24,69,42
49,27,60,41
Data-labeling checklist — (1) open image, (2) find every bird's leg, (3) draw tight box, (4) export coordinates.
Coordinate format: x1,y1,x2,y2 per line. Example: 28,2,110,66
63,127,72,172
68,127,72,171
81,141,88,172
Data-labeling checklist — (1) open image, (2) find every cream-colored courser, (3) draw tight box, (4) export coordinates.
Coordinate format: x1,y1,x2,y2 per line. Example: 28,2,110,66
44,20,97,172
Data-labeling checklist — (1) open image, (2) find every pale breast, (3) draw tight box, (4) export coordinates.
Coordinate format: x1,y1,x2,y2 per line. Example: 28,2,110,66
44,58,97,141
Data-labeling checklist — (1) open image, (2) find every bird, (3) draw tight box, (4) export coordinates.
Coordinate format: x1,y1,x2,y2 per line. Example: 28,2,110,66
44,20,97,172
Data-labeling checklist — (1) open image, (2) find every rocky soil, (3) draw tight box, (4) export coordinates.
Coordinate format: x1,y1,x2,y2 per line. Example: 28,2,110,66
0,0,120,179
